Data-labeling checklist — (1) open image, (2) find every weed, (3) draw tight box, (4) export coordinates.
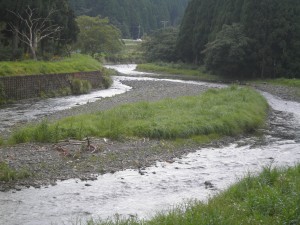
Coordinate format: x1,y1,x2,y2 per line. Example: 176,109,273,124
70,78,92,95
0,162,31,182
102,71,113,89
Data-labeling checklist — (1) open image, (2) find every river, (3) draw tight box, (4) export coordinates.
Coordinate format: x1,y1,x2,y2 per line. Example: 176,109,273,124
0,65,299,225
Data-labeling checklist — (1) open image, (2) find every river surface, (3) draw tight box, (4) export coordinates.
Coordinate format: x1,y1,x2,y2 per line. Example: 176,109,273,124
0,65,300,225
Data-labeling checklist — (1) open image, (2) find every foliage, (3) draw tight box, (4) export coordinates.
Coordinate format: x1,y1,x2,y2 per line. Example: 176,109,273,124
142,28,179,62
102,73,113,89
0,0,79,60
0,162,30,182
10,87,268,144
177,0,300,79
105,39,144,63
76,16,123,56
69,0,189,39
70,78,92,95
0,54,101,76
203,23,253,78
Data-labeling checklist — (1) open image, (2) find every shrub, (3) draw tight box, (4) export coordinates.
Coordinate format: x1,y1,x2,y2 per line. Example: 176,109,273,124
70,78,92,95
102,73,113,89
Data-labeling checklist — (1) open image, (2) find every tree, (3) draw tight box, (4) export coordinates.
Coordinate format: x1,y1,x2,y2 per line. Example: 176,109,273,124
203,23,252,78
8,6,62,60
69,0,189,38
177,0,300,78
142,28,179,62
76,15,123,55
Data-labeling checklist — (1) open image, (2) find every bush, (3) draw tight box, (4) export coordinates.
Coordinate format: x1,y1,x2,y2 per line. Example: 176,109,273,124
70,78,92,95
102,74,113,89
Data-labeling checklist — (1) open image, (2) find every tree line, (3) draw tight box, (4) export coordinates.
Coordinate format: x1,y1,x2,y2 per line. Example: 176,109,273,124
176,0,300,79
0,0,189,61
69,0,189,39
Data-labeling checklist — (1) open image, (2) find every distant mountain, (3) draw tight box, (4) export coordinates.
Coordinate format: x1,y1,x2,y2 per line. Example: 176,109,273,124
69,0,190,38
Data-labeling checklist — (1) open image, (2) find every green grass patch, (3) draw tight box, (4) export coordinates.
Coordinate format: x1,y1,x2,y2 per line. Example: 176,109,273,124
263,78,300,88
0,162,31,182
82,164,300,225
9,86,268,144
0,54,101,77
137,63,221,81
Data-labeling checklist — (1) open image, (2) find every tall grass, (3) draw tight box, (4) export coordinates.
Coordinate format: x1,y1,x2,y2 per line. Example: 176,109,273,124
10,86,268,144
83,164,300,225
137,63,221,81
0,54,101,76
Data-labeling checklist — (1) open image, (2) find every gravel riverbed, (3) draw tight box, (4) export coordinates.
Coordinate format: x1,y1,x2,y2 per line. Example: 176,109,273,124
0,78,299,192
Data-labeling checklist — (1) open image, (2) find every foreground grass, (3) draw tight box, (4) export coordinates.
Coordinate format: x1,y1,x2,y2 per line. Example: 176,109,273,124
0,54,101,76
9,86,268,144
87,164,300,225
137,63,221,81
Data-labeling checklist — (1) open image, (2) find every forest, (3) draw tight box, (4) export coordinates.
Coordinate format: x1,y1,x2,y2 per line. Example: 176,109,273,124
0,0,188,61
176,0,300,79
68,0,189,38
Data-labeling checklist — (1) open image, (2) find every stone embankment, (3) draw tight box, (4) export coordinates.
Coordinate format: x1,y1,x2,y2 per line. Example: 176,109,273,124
0,71,104,100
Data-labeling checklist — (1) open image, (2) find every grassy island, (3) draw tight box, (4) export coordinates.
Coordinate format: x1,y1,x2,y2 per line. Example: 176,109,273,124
9,86,268,144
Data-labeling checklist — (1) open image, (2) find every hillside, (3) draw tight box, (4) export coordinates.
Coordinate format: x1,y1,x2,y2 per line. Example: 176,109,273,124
176,0,300,79
69,0,189,38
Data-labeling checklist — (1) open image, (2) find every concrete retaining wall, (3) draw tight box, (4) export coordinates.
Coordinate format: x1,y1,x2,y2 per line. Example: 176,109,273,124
0,71,104,100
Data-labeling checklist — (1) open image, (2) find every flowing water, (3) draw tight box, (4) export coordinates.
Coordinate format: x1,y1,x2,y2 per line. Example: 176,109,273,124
0,65,299,225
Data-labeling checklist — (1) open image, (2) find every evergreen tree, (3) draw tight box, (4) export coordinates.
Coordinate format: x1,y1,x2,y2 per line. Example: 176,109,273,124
177,0,300,78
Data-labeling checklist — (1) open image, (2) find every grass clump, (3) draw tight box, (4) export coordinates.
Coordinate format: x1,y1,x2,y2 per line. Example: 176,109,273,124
137,63,221,81
0,162,31,182
70,78,92,95
82,164,300,225
0,54,101,76
10,86,268,144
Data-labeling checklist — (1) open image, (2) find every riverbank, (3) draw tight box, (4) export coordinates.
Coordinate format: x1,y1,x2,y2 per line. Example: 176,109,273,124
0,79,215,191
0,75,299,191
